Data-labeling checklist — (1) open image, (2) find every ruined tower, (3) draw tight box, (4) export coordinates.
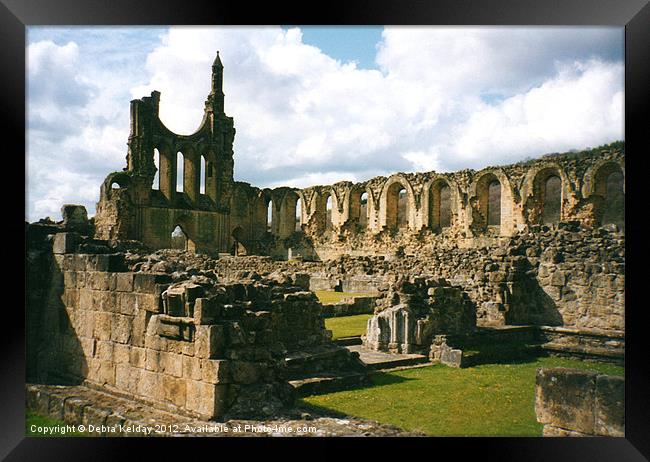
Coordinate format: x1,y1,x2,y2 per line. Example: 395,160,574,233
94,53,245,253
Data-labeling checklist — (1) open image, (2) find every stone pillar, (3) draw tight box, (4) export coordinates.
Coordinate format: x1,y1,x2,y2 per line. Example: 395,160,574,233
184,154,199,204
160,148,175,202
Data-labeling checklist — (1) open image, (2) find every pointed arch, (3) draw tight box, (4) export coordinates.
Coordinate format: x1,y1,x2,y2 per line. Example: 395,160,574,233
468,169,515,235
521,163,571,226
379,175,416,231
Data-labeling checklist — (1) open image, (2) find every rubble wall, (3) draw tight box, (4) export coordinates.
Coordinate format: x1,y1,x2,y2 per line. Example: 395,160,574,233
28,235,350,421
204,224,624,333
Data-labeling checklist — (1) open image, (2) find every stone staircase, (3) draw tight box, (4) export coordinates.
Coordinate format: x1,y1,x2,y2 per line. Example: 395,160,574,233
283,341,435,396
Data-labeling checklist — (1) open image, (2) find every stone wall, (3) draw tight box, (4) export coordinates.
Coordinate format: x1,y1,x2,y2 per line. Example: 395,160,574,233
27,232,362,421
535,368,624,436
210,224,623,334
261,142,624,260
320,296,378,318
363,277,476,354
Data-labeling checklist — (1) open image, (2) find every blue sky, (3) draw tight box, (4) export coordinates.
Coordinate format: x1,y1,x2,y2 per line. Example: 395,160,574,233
26,26,624,221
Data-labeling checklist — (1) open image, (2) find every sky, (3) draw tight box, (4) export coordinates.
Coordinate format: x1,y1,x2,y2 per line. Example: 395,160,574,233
26,26,624,222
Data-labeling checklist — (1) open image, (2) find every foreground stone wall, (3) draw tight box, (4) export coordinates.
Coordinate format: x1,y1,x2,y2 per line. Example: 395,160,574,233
27,233,361,421
535,368,624,436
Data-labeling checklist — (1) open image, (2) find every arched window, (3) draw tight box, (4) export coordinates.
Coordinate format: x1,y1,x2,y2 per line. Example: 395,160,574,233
176,152,184,192
397,188,408,229
542,175,562,224
602,170,624,229
267,199,273,233
325,195,333,229
200,155,206,195
360,192,369,227
153,148,160,190
430,180,451,231
386,182,409,231
440,185,451,228
171,225,187,250
487,180,501,226
295,197,302,232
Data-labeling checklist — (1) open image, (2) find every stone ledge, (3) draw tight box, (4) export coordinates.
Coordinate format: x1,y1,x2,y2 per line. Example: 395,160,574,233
26,383,423,437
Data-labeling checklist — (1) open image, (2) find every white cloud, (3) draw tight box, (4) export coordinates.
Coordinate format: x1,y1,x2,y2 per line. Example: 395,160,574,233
26,27,624,222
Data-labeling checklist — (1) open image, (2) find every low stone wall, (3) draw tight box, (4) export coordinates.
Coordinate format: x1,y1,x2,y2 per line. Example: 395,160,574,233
535,368,624,437
537,326,624,364
320,296,377,318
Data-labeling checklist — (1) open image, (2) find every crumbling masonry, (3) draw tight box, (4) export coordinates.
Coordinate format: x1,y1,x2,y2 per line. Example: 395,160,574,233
27,54,625,428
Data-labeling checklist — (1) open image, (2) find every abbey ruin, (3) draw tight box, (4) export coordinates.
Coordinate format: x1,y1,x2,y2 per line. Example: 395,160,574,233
26,53,625,436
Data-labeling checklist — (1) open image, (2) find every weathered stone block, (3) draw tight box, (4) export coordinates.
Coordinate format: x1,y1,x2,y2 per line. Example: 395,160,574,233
164,292,185,316
63,397,90,425
145,349,160,372
551,271,566,287
138,370,164,401
78,289,93,309
162,374,187,408
535,368,597,434
113,343,130,364
129,346,145,368
595,374,624,436
63,271,77,288
200,359,231,384
115,273,134,292
95,340,113,361
47,393,67,421
195,325,225,359
194,297,222,324
131,311,150,348
135,293,161,313
88,271,110,291
159,351,183,378
115,363,140,394
82,405,109,429
93,312,112,341
86,254,125,272
111,314,133,344
117,292,136,316
185,380,230,419
72,254,88,271
98,360,116,386
134,273,172,294
182,356,203,381
53,232,80,254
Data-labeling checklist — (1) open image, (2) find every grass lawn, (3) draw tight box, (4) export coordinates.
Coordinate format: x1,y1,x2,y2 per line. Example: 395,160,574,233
325,313,372,339
300,356,624,436
314,291,373,305
26,410,89,437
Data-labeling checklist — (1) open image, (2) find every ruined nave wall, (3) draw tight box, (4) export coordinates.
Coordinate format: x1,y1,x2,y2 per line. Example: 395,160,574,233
265,143,624,260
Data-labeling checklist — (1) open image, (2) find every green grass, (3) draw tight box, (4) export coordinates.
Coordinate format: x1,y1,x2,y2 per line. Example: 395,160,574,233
314,291,373,305
325,313,372,339
300,356,624,436
26,410,89,437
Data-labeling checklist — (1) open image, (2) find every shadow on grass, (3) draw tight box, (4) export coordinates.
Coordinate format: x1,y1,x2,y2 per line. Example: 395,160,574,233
461,343,543,367
366,371,419,386
297,401,354,419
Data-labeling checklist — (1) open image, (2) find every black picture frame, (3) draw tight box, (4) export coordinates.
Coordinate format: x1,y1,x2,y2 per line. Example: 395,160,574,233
6,0,649,459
